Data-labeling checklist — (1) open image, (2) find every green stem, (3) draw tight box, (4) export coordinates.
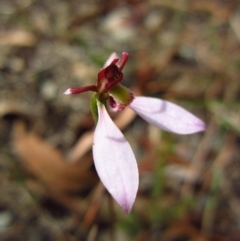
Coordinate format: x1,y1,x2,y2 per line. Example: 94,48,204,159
91,94,99,123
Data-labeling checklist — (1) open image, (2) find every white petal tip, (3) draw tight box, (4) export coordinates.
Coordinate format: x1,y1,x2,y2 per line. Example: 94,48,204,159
176,120,206,134
200,122,207,131
63,89,71,95
119,203,133,215
192,120,206,133
123,206,132,215
117,193,136,215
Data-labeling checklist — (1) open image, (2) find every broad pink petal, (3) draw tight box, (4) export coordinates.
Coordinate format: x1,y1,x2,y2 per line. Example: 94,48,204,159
93,103,139,214
129,96,206,134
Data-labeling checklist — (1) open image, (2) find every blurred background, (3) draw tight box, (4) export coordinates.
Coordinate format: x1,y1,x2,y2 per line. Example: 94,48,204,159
0,0,240,240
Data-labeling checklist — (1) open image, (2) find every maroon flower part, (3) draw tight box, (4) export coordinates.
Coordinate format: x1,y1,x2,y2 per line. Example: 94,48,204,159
98,60,123,92
64,85,97,95
64,52,132,112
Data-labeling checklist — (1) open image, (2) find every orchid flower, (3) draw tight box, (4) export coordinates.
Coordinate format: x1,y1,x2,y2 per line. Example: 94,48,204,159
64,52,206,214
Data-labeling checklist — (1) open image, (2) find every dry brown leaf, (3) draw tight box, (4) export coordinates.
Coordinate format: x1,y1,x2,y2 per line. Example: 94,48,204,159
83,183,105,227
0,101,29,119
162,220,228,241
12,120,98,194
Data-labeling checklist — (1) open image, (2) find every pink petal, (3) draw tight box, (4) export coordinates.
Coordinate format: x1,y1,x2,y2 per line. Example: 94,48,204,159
93,103,139,214
63,85,97,95
129,97,206,134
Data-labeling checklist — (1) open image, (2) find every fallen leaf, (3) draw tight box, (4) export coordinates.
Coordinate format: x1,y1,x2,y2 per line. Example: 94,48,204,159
12,120,98,194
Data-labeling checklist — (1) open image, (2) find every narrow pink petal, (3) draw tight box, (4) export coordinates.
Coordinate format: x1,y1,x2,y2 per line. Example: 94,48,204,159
103,52,119,68
129,97,206,134
63,85,97,95
93,103,138,214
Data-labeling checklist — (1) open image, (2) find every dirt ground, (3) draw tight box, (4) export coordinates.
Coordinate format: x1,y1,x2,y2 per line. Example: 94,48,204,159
1,0,240,240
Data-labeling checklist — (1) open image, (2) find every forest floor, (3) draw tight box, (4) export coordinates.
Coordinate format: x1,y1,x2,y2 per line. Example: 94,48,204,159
0,0,240,240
